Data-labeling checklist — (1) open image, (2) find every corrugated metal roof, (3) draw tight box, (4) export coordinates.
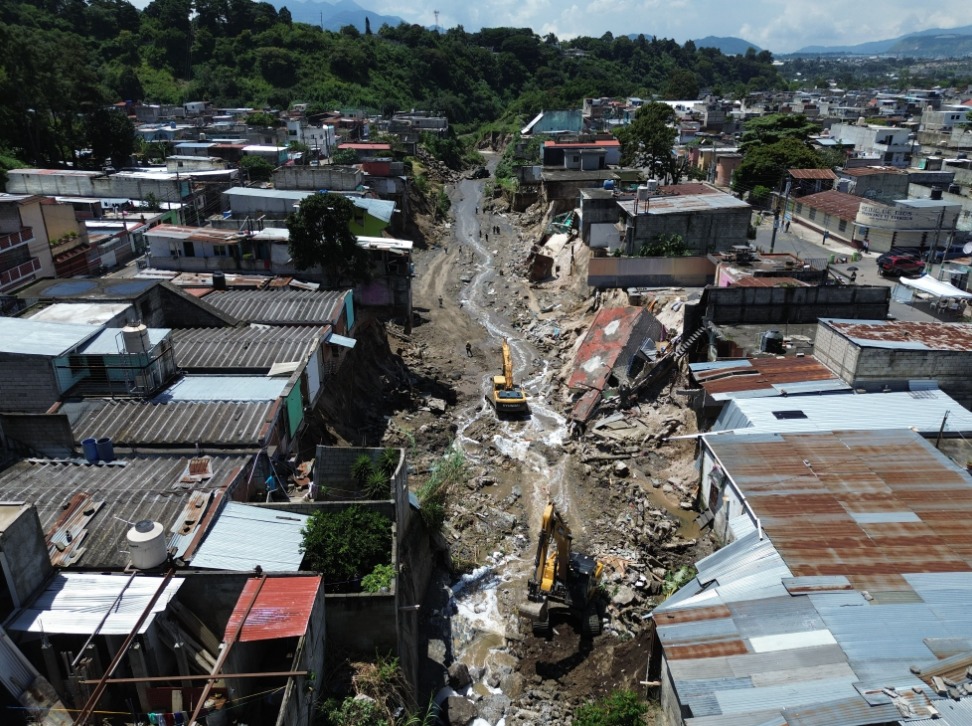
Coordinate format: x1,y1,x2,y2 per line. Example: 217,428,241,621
618,192,750,215
907,699,972,726
204,289,349,325
225,576,321,642
155,375,288,402
711,389,972,435
691,355,847,401
821,319,972,352
656,426,972,724
71,399,276,448
797,190,866,221
782,696,903,726
0,317,100,356
190,503,310,571
8,573,183,635
0,455,248,568
789,168,839,180
171,325,324,370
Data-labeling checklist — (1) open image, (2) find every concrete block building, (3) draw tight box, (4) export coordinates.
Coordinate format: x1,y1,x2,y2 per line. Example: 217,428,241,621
814,319,972,406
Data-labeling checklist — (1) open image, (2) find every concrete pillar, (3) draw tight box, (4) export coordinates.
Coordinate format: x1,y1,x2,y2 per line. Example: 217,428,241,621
40,640,65,701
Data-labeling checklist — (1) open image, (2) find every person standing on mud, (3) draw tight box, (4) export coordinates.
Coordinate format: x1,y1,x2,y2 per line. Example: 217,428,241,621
465,342,473,357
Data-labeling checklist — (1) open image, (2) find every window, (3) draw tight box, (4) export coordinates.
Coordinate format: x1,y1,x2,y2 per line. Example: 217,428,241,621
795,203,803,215
213,245,227,257
182,241,195,257
838,219,847,232
809,208,817,221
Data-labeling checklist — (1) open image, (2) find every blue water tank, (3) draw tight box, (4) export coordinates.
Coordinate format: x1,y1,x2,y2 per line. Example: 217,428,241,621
96,437,115,463
82,438,99,464
603,180,615,190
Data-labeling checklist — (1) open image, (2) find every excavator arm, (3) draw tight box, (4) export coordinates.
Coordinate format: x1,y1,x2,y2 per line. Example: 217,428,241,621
501,339,514,391
529,502,573,598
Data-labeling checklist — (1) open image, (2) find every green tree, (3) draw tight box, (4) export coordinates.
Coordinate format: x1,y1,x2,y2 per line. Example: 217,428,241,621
733,137,824,196
240,154,274,182
287,192,370,284
739,113,820,153
614,102,678,178
85,108,135,168
332,148,360,165
300,505,391,584
574,690,648,726
663,68,700,100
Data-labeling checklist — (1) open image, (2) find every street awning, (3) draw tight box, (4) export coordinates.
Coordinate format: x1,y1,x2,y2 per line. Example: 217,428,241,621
899,274,972,299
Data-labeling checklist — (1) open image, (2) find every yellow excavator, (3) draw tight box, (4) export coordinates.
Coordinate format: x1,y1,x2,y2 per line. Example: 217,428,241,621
519,502,604,637
489,339,529,416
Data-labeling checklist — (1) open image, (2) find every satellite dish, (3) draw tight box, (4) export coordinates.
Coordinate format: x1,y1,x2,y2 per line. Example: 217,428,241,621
964,242,972,255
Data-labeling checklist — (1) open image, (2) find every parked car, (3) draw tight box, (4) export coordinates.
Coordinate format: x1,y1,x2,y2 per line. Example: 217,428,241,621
929,243,971,263
875,247,921,267
879,255,926,277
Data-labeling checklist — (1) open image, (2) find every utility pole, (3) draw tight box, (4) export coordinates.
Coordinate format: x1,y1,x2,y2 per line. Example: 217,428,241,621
434,10,440,32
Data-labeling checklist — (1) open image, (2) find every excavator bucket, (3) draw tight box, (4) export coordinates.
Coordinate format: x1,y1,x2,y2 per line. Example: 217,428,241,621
518,598,548,622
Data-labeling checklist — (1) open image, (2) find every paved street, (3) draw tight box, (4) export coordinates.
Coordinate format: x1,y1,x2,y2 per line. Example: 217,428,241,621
749,215,941,322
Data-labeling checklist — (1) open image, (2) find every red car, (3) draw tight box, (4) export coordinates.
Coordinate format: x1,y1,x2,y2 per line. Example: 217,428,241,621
879,255,925,278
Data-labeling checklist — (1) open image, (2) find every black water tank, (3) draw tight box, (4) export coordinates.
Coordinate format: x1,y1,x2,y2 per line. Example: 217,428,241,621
212,270,226,290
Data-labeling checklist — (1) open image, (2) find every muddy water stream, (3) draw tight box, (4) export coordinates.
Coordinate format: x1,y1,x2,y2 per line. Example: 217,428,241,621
444,175,577,704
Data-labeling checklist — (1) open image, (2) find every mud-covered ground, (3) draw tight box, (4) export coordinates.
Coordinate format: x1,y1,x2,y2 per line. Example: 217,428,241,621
379,154,715,725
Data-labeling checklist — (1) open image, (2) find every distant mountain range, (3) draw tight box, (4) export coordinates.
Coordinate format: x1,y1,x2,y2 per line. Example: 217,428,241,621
794,24,972,57
691,36,763,55
270,0,404,32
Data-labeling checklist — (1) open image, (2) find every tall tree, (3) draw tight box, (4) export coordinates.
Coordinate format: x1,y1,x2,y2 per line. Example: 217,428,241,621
287,193,370,285
614,102,678,179
732,137,825,195
739,113,820,153
85,107,135,168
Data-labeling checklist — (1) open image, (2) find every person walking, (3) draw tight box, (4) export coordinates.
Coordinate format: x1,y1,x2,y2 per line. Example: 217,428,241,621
862,239,870,255
784,219,791,232
465,342,473,357
438,296,443,308
822,230,830,245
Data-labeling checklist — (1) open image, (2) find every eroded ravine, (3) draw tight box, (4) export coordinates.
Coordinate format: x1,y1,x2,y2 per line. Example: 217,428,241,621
442,174,582,710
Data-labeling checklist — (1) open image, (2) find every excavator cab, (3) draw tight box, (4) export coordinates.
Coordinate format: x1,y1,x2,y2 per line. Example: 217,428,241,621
520,503,604,638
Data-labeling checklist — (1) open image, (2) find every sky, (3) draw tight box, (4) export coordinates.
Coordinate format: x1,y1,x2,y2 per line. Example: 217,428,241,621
356,0,972,53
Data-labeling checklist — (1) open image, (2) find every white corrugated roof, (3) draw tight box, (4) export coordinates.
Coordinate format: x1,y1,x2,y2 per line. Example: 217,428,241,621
189,502,309,571
8,573,183,635
711,390,972,435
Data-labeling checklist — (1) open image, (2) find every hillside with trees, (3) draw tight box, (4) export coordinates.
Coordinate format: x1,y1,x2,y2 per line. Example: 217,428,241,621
0,0,783,168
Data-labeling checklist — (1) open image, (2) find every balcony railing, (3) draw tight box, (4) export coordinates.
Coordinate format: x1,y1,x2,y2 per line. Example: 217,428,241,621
0,227,33,252
0,257,42,291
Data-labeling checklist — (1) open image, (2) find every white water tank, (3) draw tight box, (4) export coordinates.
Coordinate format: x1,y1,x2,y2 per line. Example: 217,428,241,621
127,520,167,569
636,185,650,201
645,179,659,192
122,323,151,354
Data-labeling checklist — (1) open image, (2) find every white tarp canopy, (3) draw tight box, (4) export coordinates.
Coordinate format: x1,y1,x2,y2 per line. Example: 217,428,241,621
899,274,972,299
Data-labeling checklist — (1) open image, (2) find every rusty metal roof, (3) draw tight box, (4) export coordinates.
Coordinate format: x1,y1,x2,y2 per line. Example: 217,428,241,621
707,430,972,578
225,576,322,642
690,356,847,400
788,168,838,180
0,455,249,568
796,190,866,221
841,165,907,177
731,276,810,288
822,319,972,351
651,430,972,724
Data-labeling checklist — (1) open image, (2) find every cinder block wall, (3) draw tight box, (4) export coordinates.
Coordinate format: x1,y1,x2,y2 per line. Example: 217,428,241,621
0,355,60,413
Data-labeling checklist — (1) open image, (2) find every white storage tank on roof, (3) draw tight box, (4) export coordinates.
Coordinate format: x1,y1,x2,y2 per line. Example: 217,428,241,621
127,520,167,569
122,323,151,354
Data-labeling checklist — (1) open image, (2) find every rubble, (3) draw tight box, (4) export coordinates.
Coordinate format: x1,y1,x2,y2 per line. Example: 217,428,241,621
383,155,713,723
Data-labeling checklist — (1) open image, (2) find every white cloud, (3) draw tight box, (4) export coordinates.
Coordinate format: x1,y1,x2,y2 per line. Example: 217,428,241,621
369,0,972,52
